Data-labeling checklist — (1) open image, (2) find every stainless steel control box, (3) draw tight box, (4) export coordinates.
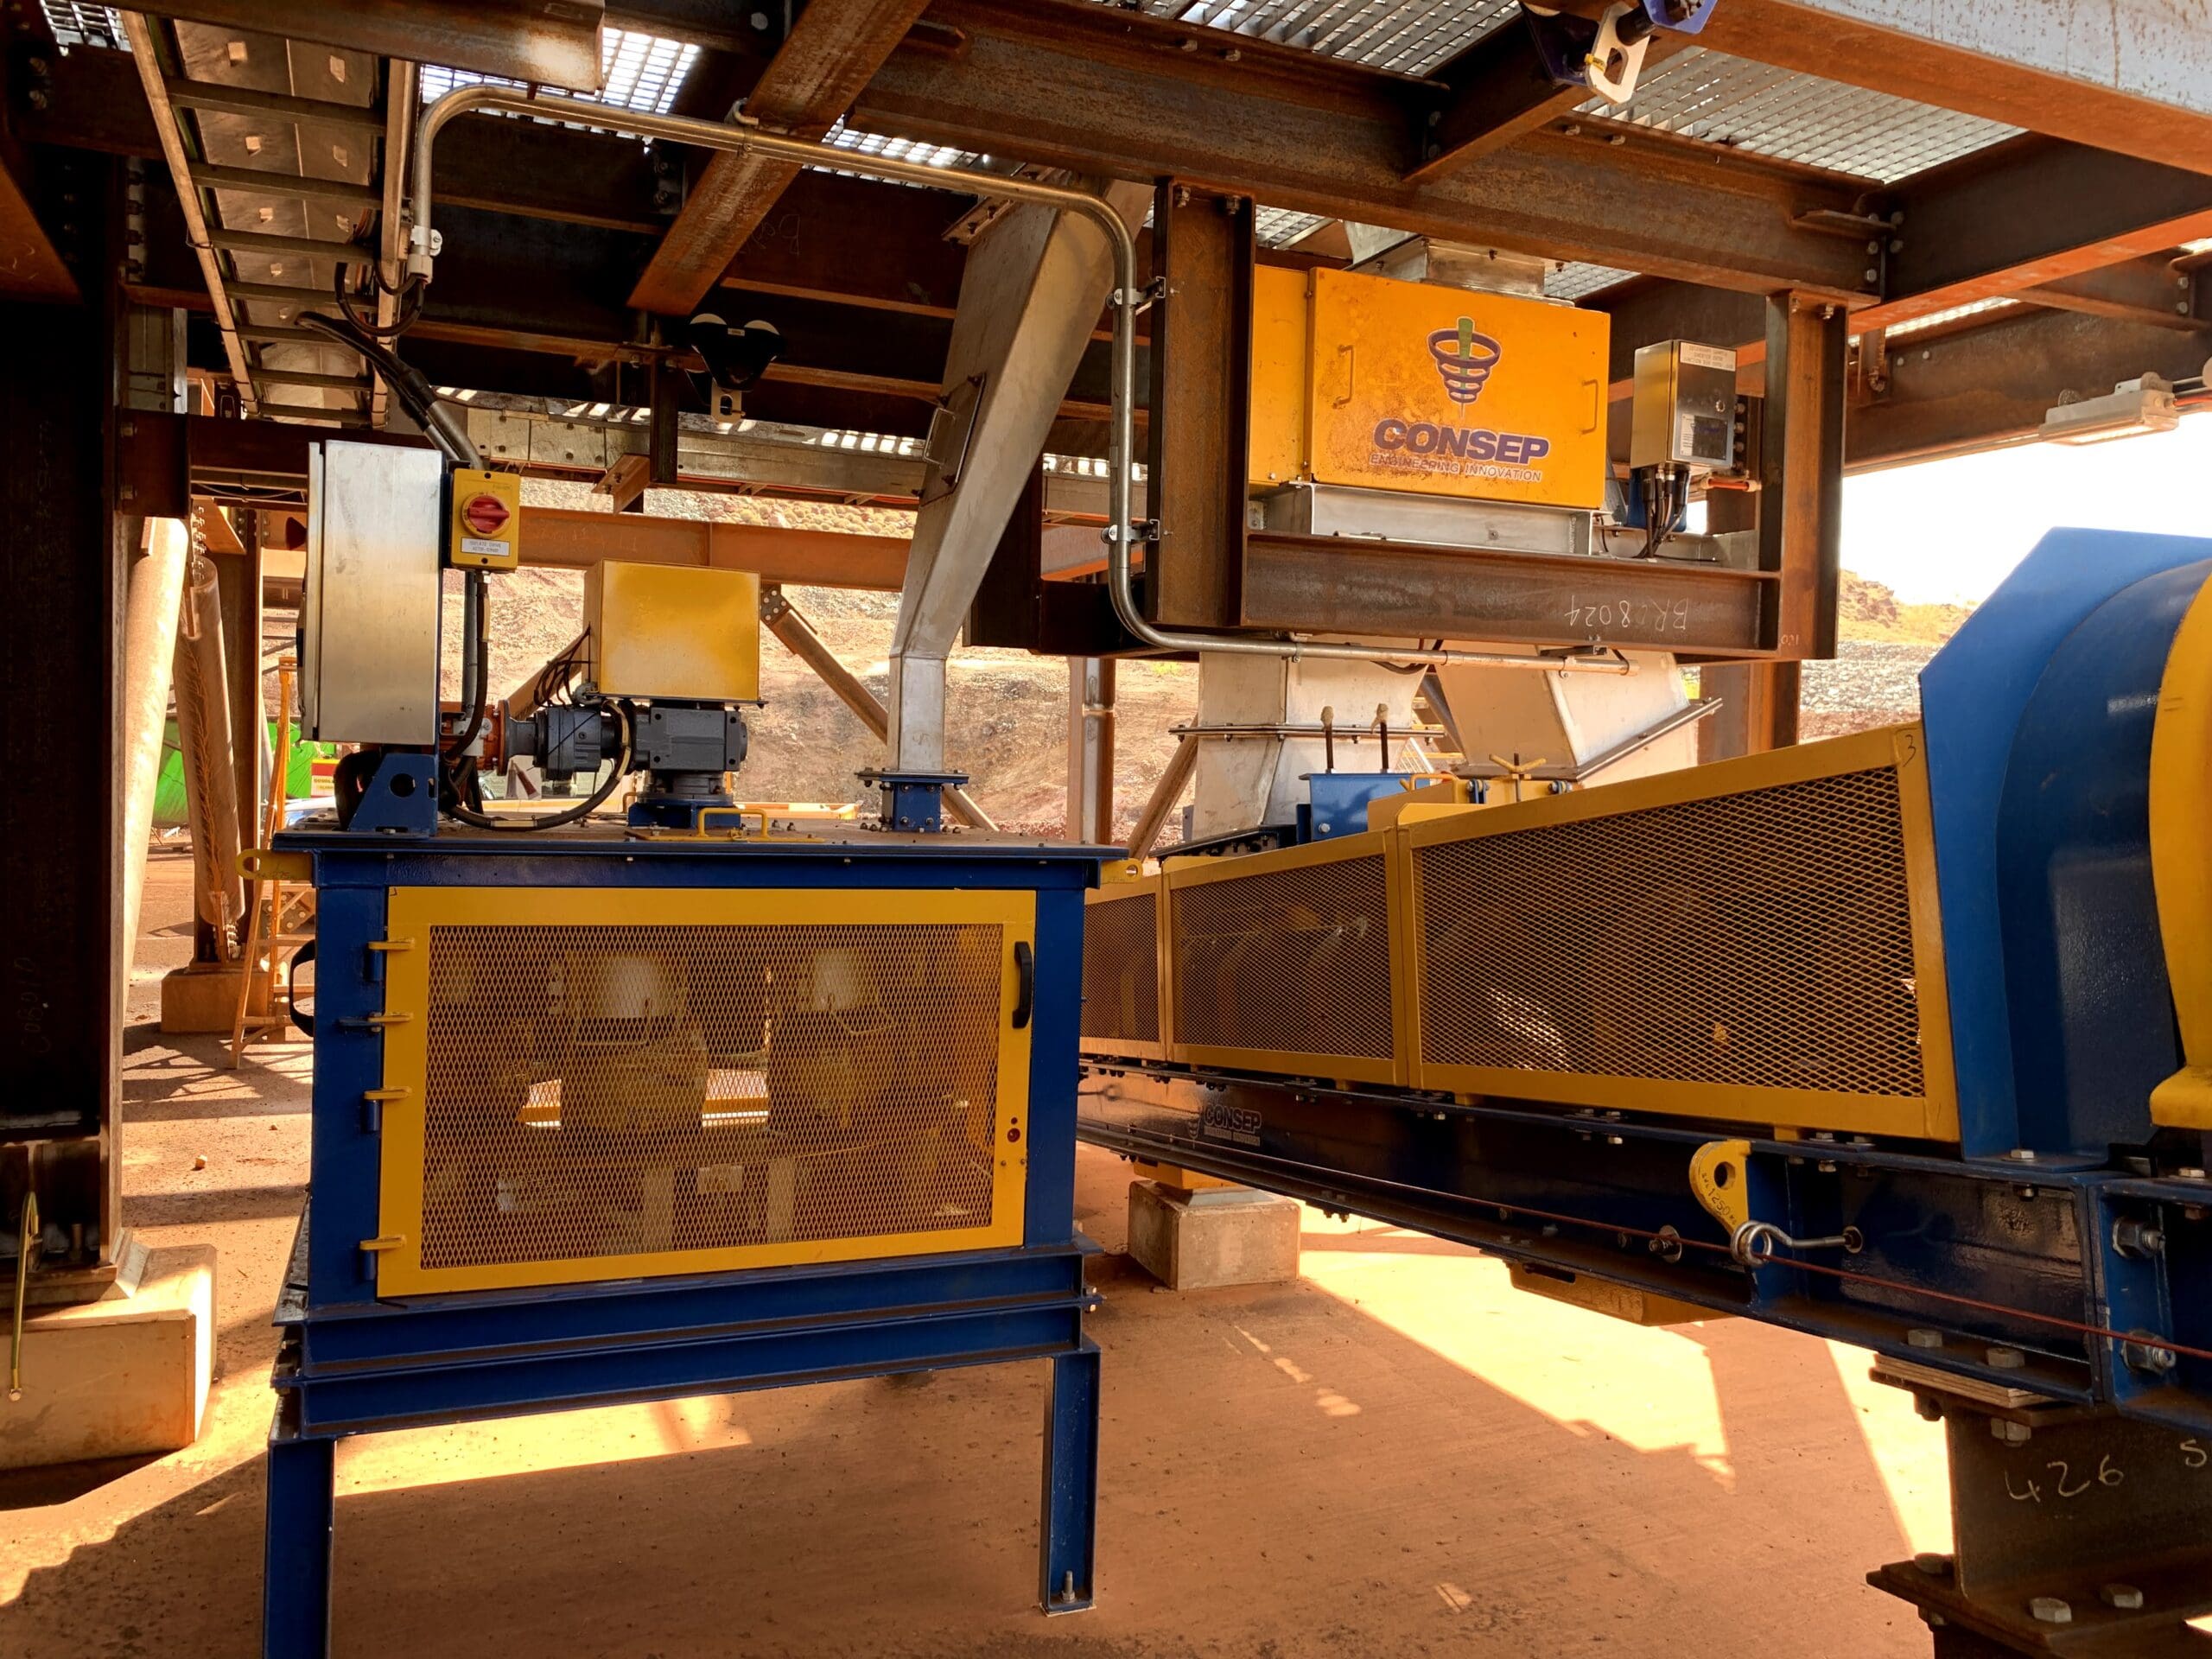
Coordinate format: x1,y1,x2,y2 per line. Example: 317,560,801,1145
301,441,444,746
1630,340,1738,470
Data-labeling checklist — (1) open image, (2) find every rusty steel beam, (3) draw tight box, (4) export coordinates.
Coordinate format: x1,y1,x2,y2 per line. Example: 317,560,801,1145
722,168,969,317
127,0,607,89
855,0,1872,298
1600,137,2212,389
1849,306,2212,472
1689,0,2212,178
1406,13,1598,182
1865,136,2212,334
1408,15,1695,183
1238,533,1778,656
628,0,934,316
2021,257,2207,332
2,41,79,301
1145,181,1249,631
0,137,74,302
1759,292,1846,660
519,504,908,587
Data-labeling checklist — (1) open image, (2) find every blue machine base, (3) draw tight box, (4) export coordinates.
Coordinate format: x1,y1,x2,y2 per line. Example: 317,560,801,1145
262,1217,1103,1656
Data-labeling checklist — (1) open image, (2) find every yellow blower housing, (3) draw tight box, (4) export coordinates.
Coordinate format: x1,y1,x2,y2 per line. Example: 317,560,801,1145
1249,265,1611,509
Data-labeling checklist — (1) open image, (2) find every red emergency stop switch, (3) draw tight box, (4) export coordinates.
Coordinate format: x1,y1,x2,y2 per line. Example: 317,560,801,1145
461,493,512,537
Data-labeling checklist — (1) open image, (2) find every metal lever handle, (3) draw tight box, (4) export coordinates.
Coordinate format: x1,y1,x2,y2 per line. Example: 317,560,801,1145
1011,941,1035,1030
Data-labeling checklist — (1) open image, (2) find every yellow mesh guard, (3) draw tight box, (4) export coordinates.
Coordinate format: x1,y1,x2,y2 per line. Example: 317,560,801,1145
375,887,1033,1294
1406,723,1958,1138
1081,882,1165,1057
1166,839,1398,1083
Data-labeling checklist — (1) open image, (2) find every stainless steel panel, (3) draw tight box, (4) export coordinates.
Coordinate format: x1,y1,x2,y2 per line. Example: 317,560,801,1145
1253,481,1593,558
1630,340,1738,470
302,441,444,746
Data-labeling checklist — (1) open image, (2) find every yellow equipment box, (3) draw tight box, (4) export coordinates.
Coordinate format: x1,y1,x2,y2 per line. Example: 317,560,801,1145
448,467,521,569
585,560,761,702
1250,265,1610,510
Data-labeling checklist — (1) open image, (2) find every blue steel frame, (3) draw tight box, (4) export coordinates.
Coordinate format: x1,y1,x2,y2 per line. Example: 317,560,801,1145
1080,1065,2212,1435
261,830,1104,1658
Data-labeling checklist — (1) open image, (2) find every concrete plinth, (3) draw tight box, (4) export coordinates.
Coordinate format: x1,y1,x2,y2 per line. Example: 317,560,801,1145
161,960,268,1034
1126,1179,1301,1291
0,1237,216,1470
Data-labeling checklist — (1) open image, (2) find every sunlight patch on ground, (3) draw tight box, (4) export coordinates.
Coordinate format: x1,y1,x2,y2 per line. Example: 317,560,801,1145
343,1397,758,1495
1825,1342,1953,1554
1297,1214,1734,1481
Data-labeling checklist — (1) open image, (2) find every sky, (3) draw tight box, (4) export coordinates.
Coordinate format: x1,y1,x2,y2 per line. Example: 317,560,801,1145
1840,407,2212,606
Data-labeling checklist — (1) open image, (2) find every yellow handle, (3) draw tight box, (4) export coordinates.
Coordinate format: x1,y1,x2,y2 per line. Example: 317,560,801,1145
1581,378,1603,435
1328,342,1357,409
1689,1139,1752,1235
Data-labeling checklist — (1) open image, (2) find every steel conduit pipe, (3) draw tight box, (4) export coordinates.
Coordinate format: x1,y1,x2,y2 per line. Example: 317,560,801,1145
407,88,1632,678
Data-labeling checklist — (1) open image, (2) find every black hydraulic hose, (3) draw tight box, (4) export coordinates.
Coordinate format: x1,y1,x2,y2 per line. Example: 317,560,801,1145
294,311,479,467
443,569,490,763
445,703,632,833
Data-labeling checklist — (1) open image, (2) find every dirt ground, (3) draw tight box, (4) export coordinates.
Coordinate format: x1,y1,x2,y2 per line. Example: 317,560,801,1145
0,855,1952,1659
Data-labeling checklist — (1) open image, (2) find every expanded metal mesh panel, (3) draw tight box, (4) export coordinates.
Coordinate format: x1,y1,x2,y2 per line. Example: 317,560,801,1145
1587,48,2019,182
1418,767,1927,1096
1092,0,1519,73
1173,854,1394,1061
1083,893,1162,1046
417,921,1004,1272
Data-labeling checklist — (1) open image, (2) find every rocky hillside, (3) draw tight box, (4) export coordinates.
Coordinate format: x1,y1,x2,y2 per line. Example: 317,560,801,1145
1798,571,1967,741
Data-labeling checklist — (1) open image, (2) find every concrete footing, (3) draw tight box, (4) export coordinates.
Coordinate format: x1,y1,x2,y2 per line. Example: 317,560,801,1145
1126,1179,1301,1291
160,960,267,1034
0,1236,216,1470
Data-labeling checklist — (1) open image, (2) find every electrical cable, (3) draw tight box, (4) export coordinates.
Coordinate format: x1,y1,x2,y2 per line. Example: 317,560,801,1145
294,310,478,467
333,264,424,339
445,702,632,833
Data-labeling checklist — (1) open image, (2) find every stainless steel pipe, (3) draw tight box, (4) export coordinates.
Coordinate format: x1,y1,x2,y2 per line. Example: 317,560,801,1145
409,86,1629,674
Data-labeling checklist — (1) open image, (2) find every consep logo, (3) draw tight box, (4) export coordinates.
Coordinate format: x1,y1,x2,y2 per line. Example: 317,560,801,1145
1429,315,1501,404
1364,310,1549,480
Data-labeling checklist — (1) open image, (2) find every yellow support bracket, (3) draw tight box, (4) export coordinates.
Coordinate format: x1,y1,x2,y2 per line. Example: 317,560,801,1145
1688,1139,1752,1235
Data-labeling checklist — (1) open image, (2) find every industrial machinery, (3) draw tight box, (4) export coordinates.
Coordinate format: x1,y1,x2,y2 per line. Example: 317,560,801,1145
271,430,1103,1654
246,106,1150,1654
1080,526,2212,1651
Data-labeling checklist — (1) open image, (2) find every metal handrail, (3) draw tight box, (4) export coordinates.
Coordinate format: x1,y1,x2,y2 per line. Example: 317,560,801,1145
406,86,1630,675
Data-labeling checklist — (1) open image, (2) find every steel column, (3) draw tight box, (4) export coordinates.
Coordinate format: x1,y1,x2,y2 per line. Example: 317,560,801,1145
261,1419,334,1659
1065,657,1115,843
1145,181,1250,632
759,584,995,830
883,175,1151,772
1,282,123,1285
1760,293,1846,659
1039,1339,1102,1614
